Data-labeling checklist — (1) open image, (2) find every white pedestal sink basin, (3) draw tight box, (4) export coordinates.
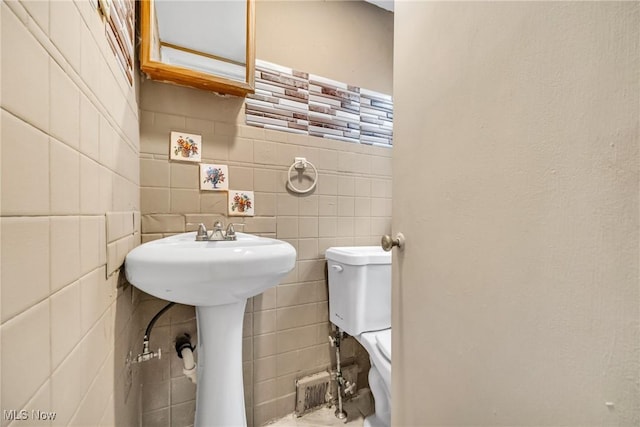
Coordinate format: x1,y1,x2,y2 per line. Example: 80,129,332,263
125,232,296,427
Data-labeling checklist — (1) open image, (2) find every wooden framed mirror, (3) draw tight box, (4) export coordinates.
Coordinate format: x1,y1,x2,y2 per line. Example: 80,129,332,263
140,0,255,97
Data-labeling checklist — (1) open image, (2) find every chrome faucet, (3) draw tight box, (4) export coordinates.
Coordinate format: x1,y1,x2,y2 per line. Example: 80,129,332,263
210,220,225,240
190,221,243,241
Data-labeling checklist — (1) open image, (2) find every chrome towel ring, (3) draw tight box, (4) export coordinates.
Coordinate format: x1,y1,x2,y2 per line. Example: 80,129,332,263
287,157,318,194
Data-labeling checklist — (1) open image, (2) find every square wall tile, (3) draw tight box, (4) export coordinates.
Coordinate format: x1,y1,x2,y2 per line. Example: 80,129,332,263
354,197,371,217
0,217,50,322
338,176,355,196
170,189,200,214
253,169,277,192
276,304,317,331
253,379,277,406
275,350,299,377
253,289,278,317
276,217,298,239
80,155,102,214
318,195,337,217
171,162,199,189
1,111,50,215
99,117,118,170
50,138,80,214
14,380,51,427
21,0,49,34
298,238,318,260
80,216,107,274
49,0,81,71
253,141,277,165
200,191,228,214
337,196,355,217
228,166,254,191
277,193,298,216
142,408,170,427
80,267,111,334
316,148,338,171
317,174,337,196
171,400,196,427
229,137,254,163
142,381,170,413
80,95,100,161
68,349,115,427
355,217,371,237
50,62,80,149
254,192,276,216
51,281,81,369
170,376,196,406
51,216,81,292
253,333,277,359
275,393,296,419
141,214,185,234
319,217,337,238
337,217,355,237
298,260,325,282
299,195,318,216
253,310,276,334
141,158,170,188
253,356,276,383
99,167,114,213
276,283,316,308
141,188,171,214
1,300,50,413
354,177,371,197
1,4,50,132
299,217,318,238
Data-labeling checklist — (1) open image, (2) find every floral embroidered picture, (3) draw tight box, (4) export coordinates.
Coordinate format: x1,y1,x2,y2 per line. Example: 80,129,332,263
170,131,202,162
228,190,254,217
200,164,229,191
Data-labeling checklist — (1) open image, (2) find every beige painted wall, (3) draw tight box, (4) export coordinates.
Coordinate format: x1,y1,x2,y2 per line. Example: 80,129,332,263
138,1,394,426
1,1,141,426
393,2,639,425
256,0,393,94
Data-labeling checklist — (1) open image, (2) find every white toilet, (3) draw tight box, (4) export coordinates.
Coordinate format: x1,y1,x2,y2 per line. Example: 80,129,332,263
326,246,391,427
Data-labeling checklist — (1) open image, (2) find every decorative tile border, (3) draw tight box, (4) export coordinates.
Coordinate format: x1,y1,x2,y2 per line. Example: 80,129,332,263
246,60,393,147
308,74,361,143
246,61,309,134
360,88,393,146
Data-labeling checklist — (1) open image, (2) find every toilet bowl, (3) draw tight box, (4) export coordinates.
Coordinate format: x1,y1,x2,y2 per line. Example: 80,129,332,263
326,246,391,427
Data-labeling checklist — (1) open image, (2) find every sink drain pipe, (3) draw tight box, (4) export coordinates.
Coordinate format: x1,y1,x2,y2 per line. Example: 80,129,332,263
175,333,197,384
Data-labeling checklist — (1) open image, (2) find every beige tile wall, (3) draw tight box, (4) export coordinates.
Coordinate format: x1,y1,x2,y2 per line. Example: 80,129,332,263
1,1,140,426
138,80,392,426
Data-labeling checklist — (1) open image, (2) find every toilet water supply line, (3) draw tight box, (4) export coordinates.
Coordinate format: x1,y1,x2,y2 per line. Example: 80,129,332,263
330,328,354,421
135,302,197,384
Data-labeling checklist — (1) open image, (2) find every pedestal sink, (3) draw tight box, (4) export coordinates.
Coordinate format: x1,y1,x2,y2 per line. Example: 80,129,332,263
125,232,296,427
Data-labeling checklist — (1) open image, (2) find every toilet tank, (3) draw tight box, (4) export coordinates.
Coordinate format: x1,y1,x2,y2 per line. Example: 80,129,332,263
326,246,391,336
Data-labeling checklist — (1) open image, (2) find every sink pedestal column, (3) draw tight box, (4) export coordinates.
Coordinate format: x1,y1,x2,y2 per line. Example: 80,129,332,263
195,300,248,427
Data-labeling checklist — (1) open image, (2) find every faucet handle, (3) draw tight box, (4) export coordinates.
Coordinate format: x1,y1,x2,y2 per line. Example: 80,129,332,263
187,223,209,241
225,222,245,237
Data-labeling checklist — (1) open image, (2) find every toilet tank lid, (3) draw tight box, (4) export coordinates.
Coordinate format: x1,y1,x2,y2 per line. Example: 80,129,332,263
325,246,391,265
